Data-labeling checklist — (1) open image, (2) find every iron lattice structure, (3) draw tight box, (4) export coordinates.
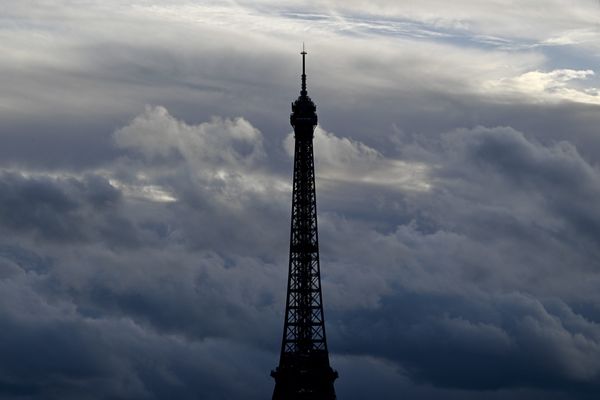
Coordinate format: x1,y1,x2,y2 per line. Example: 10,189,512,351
271,49,338,400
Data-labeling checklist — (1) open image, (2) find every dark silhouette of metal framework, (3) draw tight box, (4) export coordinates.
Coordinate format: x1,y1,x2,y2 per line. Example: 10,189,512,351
271,48,338,400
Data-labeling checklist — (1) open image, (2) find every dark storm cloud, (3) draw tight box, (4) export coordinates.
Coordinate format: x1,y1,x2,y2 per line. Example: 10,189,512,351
335,291,600,393
0,107,288,346
440,127,600,243
317,125,600,395
0,142,283,398
2,99,600,399
0,279,274,400
0,172,122,242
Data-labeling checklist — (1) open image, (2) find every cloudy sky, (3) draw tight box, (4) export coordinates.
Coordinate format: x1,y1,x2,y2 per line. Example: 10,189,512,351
2,1,600,399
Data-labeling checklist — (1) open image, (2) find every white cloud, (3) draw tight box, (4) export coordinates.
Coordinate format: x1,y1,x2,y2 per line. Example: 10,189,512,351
483,69,600,104
4,0,598,122
112,106,291,206
108,179,177,203
284,126,432,191
114,106,265,167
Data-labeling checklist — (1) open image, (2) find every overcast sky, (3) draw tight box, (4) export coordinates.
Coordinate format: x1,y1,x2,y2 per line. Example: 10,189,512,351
2,1,600,399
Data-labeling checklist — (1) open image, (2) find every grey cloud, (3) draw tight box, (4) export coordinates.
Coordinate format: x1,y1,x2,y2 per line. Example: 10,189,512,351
0,170,282,398
0,279,274,400
333,290,600,392
428,126,600,251
0,172,121,242
109,106,291,260
308,124,600,394
1,103,600,398
111,109,600,395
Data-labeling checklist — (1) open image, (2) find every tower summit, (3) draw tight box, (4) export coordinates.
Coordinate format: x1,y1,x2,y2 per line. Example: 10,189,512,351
271,49,338,399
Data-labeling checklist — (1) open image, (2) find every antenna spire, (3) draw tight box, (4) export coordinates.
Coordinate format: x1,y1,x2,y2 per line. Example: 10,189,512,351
301,43,307,96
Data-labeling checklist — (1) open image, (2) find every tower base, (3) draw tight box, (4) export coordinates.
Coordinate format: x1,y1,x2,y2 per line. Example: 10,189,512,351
271,352,338,400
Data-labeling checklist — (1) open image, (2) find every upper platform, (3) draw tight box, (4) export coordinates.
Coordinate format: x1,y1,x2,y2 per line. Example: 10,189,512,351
290,49,318,132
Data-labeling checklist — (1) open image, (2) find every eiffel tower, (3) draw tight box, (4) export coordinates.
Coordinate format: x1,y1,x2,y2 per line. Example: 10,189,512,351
271,48,338,400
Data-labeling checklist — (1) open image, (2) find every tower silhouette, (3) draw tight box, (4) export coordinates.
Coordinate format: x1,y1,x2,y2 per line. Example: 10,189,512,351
271,48,338,400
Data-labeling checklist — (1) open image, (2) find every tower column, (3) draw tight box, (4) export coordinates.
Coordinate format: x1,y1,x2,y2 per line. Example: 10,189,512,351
271,49,338,400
